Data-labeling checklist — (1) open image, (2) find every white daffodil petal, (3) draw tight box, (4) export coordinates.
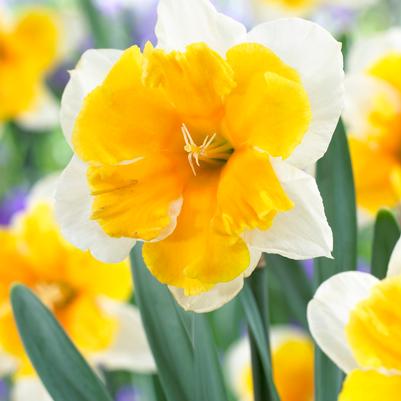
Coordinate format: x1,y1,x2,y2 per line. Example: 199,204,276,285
387,237,401,277
91,298,156,373
55,156,135,263
244,159,332,259
169,249,262,313
13,378,52,401
60,49,122,146
307,271,379,373
247,18,344,169
155,0,246,54
343,75,401,139
326,0,379,8
349,28,401,73
16,89,59,131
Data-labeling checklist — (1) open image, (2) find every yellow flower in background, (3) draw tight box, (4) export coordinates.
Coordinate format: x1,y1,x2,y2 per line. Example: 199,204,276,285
0,8,59,128
225,326,314,401
308,237,401,400
55,0,343,312
250,0,377,20
0,179,155,398
343,29,401,214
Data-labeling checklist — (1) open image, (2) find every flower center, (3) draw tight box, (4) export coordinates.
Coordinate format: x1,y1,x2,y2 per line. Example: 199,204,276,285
181,124,233,176
34,282,76,311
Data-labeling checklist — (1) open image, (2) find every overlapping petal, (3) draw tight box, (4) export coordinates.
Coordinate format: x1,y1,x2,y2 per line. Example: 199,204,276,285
55,157,135,264
155,0,246,54
247,18,344,168
244,158,332,259
143,172,250,294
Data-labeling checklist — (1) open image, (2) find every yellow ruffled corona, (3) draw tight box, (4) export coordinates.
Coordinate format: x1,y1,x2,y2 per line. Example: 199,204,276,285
56,0,343,312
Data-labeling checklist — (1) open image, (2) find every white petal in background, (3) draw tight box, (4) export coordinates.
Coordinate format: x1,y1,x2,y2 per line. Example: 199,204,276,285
348,28,401,73
169,248,262,313
12,379,52,401
55,156,135,263
386,237,401,277
16,89,59,132
60,49,123,146
247,18,344,169
155,0,247,54
244,158,332,260
91,298,156,373
307,271,379,373
343,75,401,140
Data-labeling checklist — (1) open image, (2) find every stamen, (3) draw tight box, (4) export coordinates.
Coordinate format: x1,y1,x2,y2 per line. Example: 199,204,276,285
181,124,232,176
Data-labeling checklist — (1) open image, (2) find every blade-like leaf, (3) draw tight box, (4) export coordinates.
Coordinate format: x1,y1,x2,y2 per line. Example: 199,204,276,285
240,269,280,401
265,255,312,330
371,209,400,279
193,314,229,401
313,119,357,401
11,285,112,401
130,244,194,401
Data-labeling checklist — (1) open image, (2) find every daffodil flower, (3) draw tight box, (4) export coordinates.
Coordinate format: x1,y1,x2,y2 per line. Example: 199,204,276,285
225,326,314,401
0,179,155,400
0,5,82,131
308,237,401,400
249,0,377,21
55,0,344,312
343,29,401,215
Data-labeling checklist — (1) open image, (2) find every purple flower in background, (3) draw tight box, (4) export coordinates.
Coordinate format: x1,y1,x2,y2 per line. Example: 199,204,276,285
0,188,27,226
115,386,139,401
314,6,357,35
301,259,314,280
0,379,10,401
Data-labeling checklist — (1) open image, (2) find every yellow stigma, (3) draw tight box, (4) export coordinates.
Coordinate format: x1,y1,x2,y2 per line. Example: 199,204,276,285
181,123,232,176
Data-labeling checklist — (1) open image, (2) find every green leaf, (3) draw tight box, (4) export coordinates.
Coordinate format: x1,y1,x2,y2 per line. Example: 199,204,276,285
371,209,400,279
80,0,110,48
240,270,280,401
193,314,229,401
130,244,194,401
265,255,312,330
11,285,112,401
313,119,357,401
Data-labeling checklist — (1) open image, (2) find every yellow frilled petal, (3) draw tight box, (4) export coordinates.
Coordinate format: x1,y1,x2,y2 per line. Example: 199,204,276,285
58,294,117,353
226,43,300,93
223,66,311,159
88,155,189,241
272,338,314,401
143,171,250,295
369,53,401,96
144,42,236,134
339,370,401,401
349,137,401,213
346,275,401,372
217,148,293,235
73,46,182,165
